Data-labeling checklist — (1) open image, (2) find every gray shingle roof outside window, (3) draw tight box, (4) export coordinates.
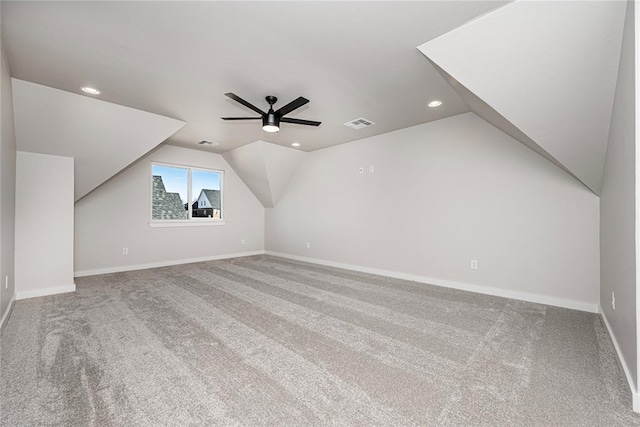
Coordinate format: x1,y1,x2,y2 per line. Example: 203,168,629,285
202,189,221,209
152,175,187,220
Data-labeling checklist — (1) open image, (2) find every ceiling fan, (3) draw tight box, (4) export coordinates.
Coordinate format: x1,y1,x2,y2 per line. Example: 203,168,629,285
221,93,321,133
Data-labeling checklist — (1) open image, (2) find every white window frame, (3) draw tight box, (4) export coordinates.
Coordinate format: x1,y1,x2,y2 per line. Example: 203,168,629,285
150,162,225,227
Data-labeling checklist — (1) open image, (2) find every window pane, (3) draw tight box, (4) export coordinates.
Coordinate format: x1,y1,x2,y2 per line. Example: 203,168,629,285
152,165,188,220
191,169,222,219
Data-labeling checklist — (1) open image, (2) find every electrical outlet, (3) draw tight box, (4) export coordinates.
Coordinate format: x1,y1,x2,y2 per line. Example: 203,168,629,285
612,292,616,310
306,242,311,249
241,239,246,245
4,275,8,290
470,260,478,270
122,247,129,255
369,165,375,173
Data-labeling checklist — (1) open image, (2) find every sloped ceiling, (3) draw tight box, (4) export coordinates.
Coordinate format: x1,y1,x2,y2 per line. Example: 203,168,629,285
223,141,304,208
418,0,627,195
1,1,508,153
12,79,185,201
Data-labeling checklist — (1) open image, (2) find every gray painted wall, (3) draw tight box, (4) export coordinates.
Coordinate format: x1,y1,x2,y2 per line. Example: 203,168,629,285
600,0,637,391
74,145,265,274
266,112,600,310
0,40,17,323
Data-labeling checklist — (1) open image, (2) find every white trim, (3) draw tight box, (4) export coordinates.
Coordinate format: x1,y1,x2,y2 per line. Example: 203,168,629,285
74,250,265,277
265,251,599,313
600,305,640,412
635,0,640,415
149,220,226,228
0,291,16,331
16,284,76,301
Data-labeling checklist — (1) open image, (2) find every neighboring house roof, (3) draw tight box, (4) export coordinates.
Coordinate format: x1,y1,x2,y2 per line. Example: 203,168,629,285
152,175,187,220
200,189,221,209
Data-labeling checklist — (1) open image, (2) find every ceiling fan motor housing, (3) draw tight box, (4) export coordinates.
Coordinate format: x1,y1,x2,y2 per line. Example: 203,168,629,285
263,110,279,129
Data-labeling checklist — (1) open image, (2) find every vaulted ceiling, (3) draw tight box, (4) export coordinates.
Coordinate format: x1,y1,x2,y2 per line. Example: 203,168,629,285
418,0,627,195
2,1,629,200
222,141,305,208
11,79,184,201
2,1,507,153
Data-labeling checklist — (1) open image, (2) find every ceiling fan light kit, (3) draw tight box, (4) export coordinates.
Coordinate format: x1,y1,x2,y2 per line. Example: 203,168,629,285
222,93,321,134
263,96,280,132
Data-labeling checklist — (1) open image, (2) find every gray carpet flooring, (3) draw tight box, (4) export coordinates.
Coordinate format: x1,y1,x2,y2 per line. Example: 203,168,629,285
2,255,640,426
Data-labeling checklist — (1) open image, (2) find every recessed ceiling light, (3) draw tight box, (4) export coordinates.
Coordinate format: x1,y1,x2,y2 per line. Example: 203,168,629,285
81,86,101,95
291,142,301,147
428,100,443,108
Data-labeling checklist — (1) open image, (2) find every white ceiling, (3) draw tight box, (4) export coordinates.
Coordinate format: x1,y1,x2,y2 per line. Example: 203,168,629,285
222,141,305,208
418,0,627,194
1,1,508,153
12,79,185,201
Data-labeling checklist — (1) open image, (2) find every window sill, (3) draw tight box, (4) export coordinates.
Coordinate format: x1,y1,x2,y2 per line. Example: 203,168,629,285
149,220,226,228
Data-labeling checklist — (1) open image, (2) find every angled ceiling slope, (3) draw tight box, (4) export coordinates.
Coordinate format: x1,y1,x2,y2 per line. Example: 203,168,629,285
1,1,508,153
223,141,304,208
418,0,627,195
12,79,185,201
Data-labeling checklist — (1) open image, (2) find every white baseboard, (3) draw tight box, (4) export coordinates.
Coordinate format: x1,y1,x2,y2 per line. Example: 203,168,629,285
265,251,599,313
74,250,266,278
0,291,16,331
16,283,76,301
599,306,640,413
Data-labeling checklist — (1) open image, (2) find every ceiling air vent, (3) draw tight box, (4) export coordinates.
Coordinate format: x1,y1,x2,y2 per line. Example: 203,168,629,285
344,117,375,130
198,140,219,146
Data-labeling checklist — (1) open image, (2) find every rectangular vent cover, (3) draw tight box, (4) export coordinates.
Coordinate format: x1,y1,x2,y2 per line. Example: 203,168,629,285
344,117,375,130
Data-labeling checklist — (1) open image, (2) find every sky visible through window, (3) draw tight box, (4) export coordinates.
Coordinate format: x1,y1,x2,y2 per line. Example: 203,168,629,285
153,165,221,204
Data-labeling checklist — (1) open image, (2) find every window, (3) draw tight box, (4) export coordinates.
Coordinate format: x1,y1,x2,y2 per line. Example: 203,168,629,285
151,163,223,223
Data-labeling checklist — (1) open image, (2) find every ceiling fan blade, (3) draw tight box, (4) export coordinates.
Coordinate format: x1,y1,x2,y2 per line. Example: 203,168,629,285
275,97,309,116
224,93,265,115
280,117,321,127
221,117,262,120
